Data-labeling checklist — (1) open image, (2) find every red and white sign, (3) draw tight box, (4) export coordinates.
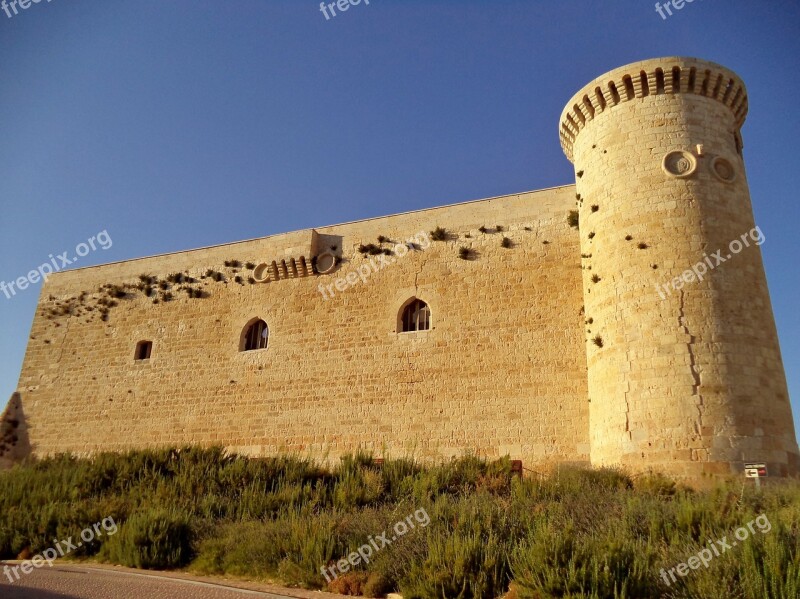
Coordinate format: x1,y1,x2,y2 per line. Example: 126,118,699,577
744,463,767,478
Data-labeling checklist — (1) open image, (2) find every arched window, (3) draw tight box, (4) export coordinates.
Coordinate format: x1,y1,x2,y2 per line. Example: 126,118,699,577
400,299,430,332
241,319,269,351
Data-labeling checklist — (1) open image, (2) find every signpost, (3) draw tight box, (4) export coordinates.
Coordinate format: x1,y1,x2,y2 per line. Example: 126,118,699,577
744,463,767,489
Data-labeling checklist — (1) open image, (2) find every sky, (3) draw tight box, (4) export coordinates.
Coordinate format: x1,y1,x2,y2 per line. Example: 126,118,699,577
1,0,799,434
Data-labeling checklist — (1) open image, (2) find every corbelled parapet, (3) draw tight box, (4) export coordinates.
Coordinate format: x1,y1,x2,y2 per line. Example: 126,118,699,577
559,57,748,162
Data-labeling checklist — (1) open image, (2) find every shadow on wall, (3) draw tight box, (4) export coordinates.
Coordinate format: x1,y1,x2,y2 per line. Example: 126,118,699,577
0,393,30,469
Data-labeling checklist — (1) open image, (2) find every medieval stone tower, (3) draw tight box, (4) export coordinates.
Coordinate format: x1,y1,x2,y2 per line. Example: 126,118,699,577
2,57,798,480
560,57,799,478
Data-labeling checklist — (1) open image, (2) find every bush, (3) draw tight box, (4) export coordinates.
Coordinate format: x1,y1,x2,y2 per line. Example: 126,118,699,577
363,572,394,597
567,210,580,228
101,510,193,569
402,531,506,599
430,227,448,241
511,525,657,598
633,472,679,498
327,571,370,595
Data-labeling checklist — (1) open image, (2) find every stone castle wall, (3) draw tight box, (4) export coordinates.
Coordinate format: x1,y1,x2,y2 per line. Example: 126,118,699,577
9,186,592,468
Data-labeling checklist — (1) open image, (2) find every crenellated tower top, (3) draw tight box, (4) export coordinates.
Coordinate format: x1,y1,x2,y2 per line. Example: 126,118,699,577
559,57,748,162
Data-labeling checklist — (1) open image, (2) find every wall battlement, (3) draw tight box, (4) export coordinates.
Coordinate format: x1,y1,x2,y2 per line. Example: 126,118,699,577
560,58,748,161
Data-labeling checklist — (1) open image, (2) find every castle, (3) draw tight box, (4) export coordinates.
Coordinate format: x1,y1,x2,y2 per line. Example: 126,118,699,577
3,57,799,480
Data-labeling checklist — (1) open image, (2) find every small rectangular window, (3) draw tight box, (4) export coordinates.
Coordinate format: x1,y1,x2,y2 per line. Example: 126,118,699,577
135,341,152,361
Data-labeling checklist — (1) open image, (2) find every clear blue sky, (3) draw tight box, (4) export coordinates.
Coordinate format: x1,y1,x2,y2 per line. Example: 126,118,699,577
2,1,799,434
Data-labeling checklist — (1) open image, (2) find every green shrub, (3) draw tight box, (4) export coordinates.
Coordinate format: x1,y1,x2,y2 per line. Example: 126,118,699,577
430,227,448,241
193,510,341,588
363,572,394,597
101,509,192,569
511,524,657,598
401,528,507,599
568,210,580,228
633,472,679,498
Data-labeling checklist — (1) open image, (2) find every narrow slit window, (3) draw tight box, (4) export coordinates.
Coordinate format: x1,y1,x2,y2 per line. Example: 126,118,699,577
135,341,152,361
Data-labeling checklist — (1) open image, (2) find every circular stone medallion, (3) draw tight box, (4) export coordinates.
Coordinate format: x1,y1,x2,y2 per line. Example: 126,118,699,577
315,252,337,274
662,150,698,178
252,263,271,283
711,156,737,183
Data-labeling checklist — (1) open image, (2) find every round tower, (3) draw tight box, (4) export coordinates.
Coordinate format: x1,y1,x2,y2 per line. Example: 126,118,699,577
559,57,799,479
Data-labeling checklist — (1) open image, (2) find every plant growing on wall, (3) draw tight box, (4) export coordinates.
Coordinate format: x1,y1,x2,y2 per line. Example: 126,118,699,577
184,288,208,299
430,227,448,241
358,243,382,255
568,211,579,229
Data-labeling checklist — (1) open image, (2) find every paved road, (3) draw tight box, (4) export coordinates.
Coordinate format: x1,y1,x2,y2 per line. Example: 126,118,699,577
0,565,294,599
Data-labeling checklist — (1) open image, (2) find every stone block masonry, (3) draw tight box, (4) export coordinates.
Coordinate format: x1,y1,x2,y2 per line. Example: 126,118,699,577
8,186,591,471
560,56,798,478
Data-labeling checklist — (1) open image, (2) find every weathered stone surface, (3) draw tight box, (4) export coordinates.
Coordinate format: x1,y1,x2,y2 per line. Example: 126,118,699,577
561,57,798,478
